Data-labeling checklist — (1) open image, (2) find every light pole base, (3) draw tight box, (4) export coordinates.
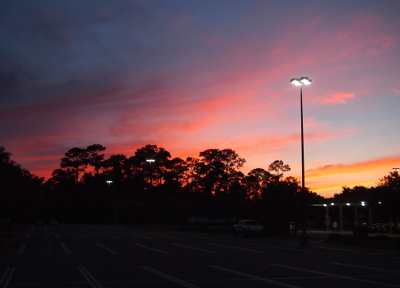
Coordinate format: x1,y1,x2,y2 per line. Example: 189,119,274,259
300,232,308,247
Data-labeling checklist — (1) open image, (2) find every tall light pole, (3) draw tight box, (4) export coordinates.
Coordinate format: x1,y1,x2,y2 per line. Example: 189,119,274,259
291,76,312,246
146,159,155,228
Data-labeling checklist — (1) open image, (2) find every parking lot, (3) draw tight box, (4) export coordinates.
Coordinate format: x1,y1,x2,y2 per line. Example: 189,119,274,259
2,224,400,287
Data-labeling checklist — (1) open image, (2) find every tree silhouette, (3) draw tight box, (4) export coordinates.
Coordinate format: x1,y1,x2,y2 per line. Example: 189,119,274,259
86,144,106,175
60,147,88,183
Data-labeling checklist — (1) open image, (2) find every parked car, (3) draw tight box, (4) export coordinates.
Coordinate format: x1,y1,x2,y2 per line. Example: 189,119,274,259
369,223,383,233
233,220,263,237
380,223,389,234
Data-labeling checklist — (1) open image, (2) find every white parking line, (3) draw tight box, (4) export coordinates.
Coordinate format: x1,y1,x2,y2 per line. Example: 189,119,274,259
172,243,218,254
208,243,264,253
60,243,72,254
330,262,400,274
95,243,119,254
17,243,26,255
152,233,182,240
142,266,200,288
134,243,169,254
79,234,89,239
106,235,121,240
271,264,400,287
131,233,153,240
0,267,15,288
208,265,301,288
77,267,104,288
312,245,359,252
247,243,312,253
186,235,214,240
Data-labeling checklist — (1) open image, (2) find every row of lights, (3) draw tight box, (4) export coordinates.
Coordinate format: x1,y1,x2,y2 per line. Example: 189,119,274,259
323,201,384,207
324,202,365,207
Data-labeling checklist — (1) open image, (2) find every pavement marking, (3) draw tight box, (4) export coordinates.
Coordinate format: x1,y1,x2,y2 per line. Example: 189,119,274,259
106,235,121,240
95,243,119,254
271,264,400,287
131,233,153,240
330,262,400,274
77,267,104,288
172,243,218,254
311,245,359,252
134,243,169,254
152,233,182,240
208,265,302,288
186,235,214,240
60,243,72,254
0,267,15,288
17,243,27,255
79,234,89,239
142,266,200,288
247,243,312,253
208,243,264,253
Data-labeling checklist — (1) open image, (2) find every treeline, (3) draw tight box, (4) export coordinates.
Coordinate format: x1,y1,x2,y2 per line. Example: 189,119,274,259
332,172,400,225
2,144,399,231
1,144,324,233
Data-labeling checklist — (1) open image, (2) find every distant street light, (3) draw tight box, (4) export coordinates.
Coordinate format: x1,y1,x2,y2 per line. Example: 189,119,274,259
146,159,155,228
290,76,312,247
393,168,399,171
106,180,113,189
146,159,155,187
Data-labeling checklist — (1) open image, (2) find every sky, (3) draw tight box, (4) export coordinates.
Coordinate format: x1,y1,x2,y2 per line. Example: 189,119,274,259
1,0,400,198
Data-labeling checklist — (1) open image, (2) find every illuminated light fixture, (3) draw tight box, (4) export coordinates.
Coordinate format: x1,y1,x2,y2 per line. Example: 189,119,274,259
393,168,399,171
146,159,155,163
323,204,327,207
346,203,351,206
361,201,366,206
331,203,334,206
290,77,312,86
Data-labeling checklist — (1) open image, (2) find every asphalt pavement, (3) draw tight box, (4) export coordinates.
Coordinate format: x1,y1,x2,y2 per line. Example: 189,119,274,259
2,224,400,288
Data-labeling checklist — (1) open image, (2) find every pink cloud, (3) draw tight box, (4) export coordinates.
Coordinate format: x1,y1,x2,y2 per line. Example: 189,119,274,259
322,92,355,104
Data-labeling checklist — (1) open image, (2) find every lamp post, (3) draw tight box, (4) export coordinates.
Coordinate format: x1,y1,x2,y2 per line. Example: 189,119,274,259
106,180,113,189
106,180,113,223
290,76,312,246
146,159,155,188
146,159,155,228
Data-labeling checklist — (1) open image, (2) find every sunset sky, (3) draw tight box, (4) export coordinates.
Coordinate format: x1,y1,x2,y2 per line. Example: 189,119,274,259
1,0,400,198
